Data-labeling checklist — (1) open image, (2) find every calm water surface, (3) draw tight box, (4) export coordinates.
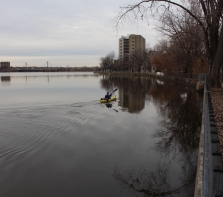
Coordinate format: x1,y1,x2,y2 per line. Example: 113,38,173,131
0,72,202,197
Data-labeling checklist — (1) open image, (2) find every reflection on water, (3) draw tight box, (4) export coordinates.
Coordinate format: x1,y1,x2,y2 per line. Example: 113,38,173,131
100,103,119,113
100,75,202,197
0,73,202,197
0,72,102,108
1,76,11,81
153,90,201,156
113,162,186,196
1,76,11,86
101,76,150,113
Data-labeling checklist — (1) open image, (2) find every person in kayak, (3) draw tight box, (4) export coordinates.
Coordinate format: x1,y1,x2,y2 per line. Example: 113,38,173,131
105,92,112,99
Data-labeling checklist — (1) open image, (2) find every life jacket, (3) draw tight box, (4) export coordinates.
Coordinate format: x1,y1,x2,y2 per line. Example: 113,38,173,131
105,94,111,99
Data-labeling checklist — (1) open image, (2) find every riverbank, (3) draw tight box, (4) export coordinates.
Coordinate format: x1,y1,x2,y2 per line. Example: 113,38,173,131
95,71,199,89
210,87,223,162
195,85,223,197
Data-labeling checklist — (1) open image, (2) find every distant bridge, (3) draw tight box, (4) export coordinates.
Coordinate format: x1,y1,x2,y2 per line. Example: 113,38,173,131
18,61,53,72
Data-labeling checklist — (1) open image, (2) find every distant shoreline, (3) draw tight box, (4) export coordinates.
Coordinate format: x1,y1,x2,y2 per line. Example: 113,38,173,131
0,68,97,72
94,70,200,90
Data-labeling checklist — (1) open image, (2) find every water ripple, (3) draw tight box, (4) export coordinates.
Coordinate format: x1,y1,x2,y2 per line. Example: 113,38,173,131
0,101,102,161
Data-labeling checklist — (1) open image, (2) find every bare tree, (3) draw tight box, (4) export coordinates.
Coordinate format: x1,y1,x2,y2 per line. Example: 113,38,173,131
99,51,115,71
157,10,205,76
129,49,150,72
115,0,223,87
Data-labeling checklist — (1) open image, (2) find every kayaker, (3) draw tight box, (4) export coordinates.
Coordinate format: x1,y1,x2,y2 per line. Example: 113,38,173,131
105,92,112,99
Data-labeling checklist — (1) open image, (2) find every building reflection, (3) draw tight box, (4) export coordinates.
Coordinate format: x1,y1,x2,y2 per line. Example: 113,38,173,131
1,76,11,81
1,76,11,86
100,76,151,113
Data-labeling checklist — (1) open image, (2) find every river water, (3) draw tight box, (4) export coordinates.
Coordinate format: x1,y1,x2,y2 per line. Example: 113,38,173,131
0,72,202,197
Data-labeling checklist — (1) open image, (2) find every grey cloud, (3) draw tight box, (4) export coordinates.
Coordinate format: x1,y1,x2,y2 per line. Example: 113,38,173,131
0,0,158,57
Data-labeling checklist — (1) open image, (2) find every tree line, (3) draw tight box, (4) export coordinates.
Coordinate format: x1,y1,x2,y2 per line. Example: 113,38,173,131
100,0,223,87
99,49,152,73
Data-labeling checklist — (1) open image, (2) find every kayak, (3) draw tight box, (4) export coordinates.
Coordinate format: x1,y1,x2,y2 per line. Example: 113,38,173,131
100,95,116,103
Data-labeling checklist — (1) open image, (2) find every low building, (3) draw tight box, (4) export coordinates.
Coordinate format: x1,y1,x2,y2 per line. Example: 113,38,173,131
0,62,10,69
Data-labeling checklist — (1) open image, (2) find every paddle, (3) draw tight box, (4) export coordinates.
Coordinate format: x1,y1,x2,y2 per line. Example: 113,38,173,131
110,88,118,95
107,88,117,100
113,109,118,113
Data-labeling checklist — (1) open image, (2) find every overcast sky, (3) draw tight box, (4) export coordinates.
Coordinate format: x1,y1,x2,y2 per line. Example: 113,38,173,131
0,0,159,67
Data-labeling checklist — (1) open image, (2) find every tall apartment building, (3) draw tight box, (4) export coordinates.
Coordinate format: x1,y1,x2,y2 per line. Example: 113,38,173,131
119,34,146,63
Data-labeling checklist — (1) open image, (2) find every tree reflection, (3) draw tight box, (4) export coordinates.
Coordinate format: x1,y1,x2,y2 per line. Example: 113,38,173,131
113,161,193,197
150,83,201,156
100,75,114,91
149,82,201,196
103,76,202,196
99,76,201,155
